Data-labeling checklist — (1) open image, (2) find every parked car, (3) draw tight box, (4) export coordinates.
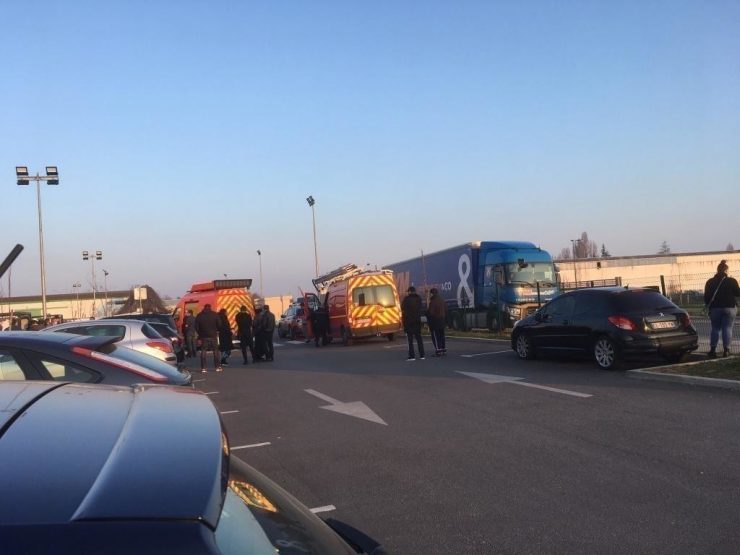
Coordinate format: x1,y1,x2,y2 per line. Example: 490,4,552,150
104,313,185,363
0,331,191,386
147,321,186,363
511,287,699,370
278,304,307,339
44,319,177,365
104,312,179,333
0,380,385,554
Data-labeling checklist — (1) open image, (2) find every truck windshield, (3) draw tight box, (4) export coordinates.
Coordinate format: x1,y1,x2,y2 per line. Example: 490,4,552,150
505,262,556,287
352,285,396,307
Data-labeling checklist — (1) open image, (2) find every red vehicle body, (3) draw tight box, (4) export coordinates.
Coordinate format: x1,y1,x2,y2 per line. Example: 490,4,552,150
173,279,255,334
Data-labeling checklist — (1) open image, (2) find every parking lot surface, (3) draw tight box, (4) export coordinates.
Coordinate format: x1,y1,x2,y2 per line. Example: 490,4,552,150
187,336,740,554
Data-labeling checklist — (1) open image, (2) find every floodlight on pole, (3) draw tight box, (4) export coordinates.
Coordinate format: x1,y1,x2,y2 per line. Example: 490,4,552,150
82,249,102,317
306,196,319,277
16,165,59,319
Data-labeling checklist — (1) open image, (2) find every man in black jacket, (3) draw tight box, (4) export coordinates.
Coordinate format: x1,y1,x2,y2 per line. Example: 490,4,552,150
235,305,254,364
195,304,222,372
401,286,425,360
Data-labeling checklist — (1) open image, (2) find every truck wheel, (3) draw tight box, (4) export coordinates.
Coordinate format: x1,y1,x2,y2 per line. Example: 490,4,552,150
341,327,351,346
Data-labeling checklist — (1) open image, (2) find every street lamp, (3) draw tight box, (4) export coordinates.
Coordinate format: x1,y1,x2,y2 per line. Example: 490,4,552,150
82,250,102,317
102,270,109,317
16,165,59,319
257,250,263,297
570,239,581,286
306,195,319,277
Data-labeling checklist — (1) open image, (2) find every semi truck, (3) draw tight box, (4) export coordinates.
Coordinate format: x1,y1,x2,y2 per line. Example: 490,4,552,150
384,241,559,331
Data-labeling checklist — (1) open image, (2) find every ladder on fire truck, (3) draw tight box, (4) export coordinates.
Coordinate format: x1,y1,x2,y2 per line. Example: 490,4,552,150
312,264,365,295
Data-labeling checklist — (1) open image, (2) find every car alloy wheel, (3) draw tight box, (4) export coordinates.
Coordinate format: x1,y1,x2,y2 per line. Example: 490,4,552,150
515,334,534,360
594,336,619,370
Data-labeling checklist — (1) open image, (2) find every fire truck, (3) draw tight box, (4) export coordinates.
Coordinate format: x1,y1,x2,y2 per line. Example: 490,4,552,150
173,279,255,333
302,264,403,346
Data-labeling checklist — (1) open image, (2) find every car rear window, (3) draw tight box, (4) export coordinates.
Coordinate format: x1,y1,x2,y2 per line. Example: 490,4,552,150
613,291,677,312
141,322,163,339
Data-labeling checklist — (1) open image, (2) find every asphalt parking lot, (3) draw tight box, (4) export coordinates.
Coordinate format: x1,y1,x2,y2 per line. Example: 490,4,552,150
186,336,740,554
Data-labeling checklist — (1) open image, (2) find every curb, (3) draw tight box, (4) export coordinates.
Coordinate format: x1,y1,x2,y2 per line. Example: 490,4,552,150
627,367,740,391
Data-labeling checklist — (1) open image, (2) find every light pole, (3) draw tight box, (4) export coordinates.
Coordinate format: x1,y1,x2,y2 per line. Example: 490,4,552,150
306,195,319,277
102,270,109,317
16,166,59,319
257,250,263,297
72,283,81,319
82,250,102,317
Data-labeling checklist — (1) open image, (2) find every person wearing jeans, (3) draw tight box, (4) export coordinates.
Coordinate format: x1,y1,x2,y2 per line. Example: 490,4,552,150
704,260,740,358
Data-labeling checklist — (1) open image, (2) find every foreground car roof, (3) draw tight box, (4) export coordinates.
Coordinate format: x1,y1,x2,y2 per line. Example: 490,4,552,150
0,382,224,527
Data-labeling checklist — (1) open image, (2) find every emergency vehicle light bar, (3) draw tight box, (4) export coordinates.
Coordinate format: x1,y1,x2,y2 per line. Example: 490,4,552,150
190,279,252,292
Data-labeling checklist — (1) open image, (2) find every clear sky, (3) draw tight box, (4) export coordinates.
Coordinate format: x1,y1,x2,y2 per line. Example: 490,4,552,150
2,0,738,299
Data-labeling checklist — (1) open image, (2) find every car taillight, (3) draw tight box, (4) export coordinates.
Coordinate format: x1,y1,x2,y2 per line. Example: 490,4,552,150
71,347,168,383
679,313,691,327
608,315,637,331
147,340,174,354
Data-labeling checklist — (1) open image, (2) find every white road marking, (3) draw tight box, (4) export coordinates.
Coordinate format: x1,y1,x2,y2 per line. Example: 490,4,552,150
220,410,239,415
384,344,409,349
287,340,305,345
192,378,206,383
310,505,336,514
457,371,592,398
231,442,271,450
509,381,593,398
305,389,387,425
204,391,219,395
460,351,510,358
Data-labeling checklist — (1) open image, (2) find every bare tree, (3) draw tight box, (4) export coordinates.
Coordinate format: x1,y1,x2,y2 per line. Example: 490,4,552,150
570,232,598,258
727,243,735,251
658,241,671,254
558,248,572,260
600,244,611,257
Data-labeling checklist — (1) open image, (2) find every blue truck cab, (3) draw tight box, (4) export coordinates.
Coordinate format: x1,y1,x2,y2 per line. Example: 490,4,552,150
385,241,559,330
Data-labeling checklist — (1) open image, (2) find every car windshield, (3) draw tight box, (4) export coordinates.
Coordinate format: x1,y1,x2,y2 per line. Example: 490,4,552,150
352,284,396,307
505,262,556,287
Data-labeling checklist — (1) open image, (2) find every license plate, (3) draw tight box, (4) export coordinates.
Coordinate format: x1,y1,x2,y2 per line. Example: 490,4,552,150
651,321,675,329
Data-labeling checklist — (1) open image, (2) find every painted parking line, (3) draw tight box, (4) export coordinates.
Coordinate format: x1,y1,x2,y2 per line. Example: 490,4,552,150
460,351,510,358
457,371,592,398
231,442,271,450
204,391,219,396
192,378,206,383
384,344,408,349
310,505,336,514
510,381,593,398
220,410,239,415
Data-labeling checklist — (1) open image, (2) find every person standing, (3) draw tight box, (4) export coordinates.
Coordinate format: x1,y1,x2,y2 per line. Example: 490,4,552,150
217,309,234,366
704,259,740,358
183,309,197,358
235,305,254,364
262,304,276,361
401,286,425,361
311,305,329,347
427,288,447,356
196,303,222,372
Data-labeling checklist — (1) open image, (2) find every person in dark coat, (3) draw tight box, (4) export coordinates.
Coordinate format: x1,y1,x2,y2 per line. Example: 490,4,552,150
311,305,329,347
262,305,276,361
195,304,222,372
401,286,425,360
252,307,265,361
235,305,254,364
183,309,197,358
704,259,740,358
217,309,233,365
427,288,447,356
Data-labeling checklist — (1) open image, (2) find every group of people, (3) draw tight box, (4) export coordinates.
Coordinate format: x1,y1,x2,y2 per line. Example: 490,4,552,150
401,286,447,360
183,303,276,373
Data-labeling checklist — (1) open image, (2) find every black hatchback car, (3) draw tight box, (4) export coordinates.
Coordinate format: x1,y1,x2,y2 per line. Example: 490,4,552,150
511,287,698,369
0,381,385,554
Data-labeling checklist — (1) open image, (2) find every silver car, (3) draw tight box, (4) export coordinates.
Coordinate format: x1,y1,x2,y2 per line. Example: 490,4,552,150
44,319,177,365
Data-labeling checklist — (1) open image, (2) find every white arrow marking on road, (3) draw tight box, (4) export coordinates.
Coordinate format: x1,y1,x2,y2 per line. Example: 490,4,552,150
457,372,592,398
305,389,387,425
460,351,511,358
231,442,271,450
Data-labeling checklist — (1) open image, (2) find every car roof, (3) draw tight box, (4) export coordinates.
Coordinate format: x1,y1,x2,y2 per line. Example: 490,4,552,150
0,331,120,349
46,319,146,329
0,382,224,527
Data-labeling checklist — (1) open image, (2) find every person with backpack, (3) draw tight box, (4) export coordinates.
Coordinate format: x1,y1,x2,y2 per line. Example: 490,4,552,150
401,286,425,361
235,305,254,364
704,259,740,358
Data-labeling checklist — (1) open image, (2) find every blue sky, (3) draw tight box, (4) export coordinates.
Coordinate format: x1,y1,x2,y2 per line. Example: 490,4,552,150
2,0,738,299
